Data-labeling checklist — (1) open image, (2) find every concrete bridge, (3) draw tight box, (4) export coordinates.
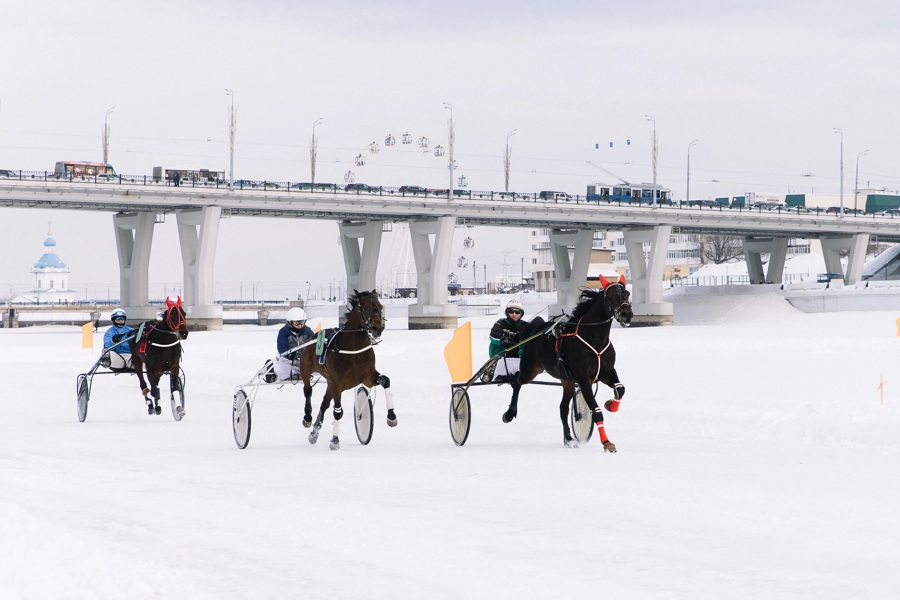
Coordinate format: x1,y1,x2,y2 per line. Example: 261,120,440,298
4,179,900,329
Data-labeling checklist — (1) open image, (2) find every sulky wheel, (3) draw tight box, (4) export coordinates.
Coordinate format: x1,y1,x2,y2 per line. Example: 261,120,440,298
354,386,374,445
76,374,90,423
449,387,471,446
233,389,252,449
569,386,594,443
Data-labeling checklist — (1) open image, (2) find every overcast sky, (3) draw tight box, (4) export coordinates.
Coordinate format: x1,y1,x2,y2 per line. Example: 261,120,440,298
2,0,899,299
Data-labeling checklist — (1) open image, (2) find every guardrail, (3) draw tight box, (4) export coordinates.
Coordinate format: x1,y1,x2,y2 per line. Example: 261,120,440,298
3,170,899,218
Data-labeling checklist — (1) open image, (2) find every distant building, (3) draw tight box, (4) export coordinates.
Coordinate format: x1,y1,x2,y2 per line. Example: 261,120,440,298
12,227,77,304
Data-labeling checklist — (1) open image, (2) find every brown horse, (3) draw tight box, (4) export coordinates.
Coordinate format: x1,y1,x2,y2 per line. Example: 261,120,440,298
130,297,189,416
514,275,632,450
300,289,396,450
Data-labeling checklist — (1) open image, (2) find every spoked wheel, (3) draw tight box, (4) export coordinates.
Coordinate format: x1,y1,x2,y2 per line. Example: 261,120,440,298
233,389,251,449
570,386,594,443
449,387,471,446
354,386,374,445
76,374,90,423
170,368,186,421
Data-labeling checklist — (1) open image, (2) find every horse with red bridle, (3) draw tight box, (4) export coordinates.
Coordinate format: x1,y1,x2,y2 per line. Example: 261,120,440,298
130,297,189,417
514,275,633,450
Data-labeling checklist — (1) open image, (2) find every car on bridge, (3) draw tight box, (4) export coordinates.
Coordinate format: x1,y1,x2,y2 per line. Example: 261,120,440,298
0,169,18,178
399,185,427,195
345,183,381,192
233,179,259,188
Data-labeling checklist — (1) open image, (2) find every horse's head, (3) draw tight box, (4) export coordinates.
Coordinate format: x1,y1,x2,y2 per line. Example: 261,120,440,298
345,289,386,338
598,275,633,327
165,296,190,339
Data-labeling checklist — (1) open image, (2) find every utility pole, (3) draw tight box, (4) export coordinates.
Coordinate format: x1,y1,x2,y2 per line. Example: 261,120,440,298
102,106,115,165
225,89,235,189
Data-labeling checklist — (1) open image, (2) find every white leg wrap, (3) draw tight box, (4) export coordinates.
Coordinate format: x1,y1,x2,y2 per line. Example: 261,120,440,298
332,419,340,437
384,387,395,410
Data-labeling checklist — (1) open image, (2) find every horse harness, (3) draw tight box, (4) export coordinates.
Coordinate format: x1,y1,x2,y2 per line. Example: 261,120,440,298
137,308,186,353
550,284,631,384
316,296,384,368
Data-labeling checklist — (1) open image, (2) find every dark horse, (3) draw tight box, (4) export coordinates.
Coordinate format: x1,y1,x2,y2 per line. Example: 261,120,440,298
300,289,396,450
512,275,633,450
130,297,189,416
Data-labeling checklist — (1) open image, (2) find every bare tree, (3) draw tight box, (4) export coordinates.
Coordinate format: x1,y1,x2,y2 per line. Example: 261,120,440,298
699,235,743,264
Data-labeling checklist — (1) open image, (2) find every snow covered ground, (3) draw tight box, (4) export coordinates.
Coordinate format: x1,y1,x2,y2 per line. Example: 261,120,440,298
1,291,899,599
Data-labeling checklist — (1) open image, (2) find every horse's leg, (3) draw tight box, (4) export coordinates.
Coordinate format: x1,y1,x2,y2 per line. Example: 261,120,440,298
329,388,344,451
302,381,314,428
133,355,151,404
374,373,396,427
309,385,332,444
149,367,162,415
170,359,184,417
599,368,625,413
559,381,578,448
577,376,616,452
502,381,522,423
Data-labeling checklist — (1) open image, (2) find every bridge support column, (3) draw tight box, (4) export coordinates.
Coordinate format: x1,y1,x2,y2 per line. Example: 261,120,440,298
176,207,223,330
547,229,595,317
407,217,458,329
113,212,158,322
743,237,788,284
339,220,384,322
820,234,869,285
623,225,673,326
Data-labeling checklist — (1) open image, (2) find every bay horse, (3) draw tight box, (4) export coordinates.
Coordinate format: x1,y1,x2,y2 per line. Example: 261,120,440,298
300,289,396,450
513,275,632,450
130,296,189,416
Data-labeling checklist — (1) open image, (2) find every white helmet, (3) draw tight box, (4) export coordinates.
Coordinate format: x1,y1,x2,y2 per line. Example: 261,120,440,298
505,298,524,316
286,307,307,322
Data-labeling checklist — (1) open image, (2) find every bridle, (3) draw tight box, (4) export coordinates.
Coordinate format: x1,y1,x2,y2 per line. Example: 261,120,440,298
353,293,385,341
165,305,188,337
602,283,632,325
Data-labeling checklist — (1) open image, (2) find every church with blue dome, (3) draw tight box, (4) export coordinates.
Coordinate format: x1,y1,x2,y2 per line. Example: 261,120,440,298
13,226,77,304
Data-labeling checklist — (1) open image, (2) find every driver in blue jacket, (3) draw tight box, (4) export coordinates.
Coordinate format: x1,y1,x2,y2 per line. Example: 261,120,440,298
102,308,134,370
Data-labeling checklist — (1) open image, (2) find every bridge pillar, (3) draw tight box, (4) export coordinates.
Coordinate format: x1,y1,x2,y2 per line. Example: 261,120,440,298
407,217,458,329
113,212,158,322
176,207,223,330
743,236,789,284
820,234,869,285
339,220,384,322
547,229,595,317
623,225,673,326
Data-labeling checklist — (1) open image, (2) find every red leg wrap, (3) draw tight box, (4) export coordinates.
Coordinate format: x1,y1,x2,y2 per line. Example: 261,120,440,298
597,422,609,444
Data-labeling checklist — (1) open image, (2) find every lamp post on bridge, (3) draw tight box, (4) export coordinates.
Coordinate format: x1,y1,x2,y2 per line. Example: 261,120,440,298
102,106,115,165
311,117,323,186
645,115,658,207
444,102,454,198
504,129,517,192
855,149,869,213
833,127,844,216
225,89,235,190
686,139,698,204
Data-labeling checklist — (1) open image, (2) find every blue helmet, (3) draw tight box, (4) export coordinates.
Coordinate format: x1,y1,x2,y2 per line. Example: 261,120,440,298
111,309,126,322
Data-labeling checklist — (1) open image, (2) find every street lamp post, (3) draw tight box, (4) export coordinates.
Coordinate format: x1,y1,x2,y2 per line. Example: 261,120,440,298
686,139,698,204
833,128,844,216
645,115,658,207
102,106,115,165
855,149,869,213
225,89,235,189
311,117,323,185
504,129,517,192
444,102,454,198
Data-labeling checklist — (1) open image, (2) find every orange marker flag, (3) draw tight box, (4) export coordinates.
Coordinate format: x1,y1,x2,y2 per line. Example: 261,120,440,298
81,322,94,349
313,320,322,333
444,321,473,383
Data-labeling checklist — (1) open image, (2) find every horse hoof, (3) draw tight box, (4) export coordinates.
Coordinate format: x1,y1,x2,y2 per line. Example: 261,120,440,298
309,429,320,444
502,411,516,423
302,416,312,428
564,438,579,448
154,406,161,415
147,405,154,415
604,400,620,413
386,417,397,427
603,441,617,453
329,436,340,451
